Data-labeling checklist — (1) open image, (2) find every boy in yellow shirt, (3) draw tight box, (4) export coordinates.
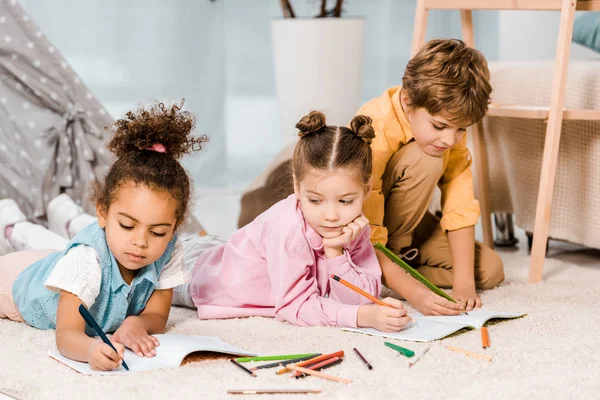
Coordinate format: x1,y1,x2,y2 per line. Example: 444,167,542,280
358,39,504,316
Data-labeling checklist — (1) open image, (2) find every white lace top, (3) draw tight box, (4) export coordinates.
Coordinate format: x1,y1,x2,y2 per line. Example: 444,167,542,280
44,242,189,308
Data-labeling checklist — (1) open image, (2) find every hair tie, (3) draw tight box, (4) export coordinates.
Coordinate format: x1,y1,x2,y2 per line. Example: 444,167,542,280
147,143,167,153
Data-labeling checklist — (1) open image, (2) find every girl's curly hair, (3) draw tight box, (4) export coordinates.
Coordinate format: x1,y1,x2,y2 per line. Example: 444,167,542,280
92,100,208,226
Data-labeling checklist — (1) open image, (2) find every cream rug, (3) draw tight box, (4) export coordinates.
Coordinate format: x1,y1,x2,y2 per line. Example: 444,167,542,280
1,245,599,400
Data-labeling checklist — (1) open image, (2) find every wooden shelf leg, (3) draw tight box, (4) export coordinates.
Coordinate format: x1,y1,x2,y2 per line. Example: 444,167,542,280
411,0,428,56
529,0,577,283
459,10,494,248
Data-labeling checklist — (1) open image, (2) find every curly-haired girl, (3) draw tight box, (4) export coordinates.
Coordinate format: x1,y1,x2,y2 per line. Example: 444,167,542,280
0,101,206,371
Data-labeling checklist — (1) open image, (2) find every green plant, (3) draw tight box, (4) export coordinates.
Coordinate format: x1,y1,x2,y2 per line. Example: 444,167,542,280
279,0,345,18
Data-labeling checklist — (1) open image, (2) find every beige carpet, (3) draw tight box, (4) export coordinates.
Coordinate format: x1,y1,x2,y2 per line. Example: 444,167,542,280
1,244,600,400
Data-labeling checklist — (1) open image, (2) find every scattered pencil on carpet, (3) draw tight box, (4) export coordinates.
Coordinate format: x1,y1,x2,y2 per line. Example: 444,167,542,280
230,359,257,377
286,364,352,384
481,327,490,349
408,345,431,368
276,351,344,374
293,356,343,378
227,389,322,395
353,347,373,370
446,345,493,362
251,354,322,370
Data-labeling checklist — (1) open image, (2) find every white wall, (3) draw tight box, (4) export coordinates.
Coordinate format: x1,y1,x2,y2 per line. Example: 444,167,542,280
498,11,600,61
15,0,501,189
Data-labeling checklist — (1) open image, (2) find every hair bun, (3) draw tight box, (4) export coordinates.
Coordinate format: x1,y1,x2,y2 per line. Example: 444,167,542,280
296,111,326,138
350,115,375,144
109,100,208,160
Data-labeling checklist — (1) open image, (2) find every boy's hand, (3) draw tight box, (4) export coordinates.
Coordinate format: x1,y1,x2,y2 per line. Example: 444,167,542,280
451,285,482,311
322,215,369,257
357,297,412,332
112,316,160,358
87,339,125,371
411,287,463,316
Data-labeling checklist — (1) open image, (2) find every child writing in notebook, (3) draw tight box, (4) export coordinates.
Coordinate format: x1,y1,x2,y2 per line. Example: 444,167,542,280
172,111,411,332
356,39,504,315
0,101,206,371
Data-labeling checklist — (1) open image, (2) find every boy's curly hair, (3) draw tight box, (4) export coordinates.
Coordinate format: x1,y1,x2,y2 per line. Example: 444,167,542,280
92,101,208,226
402,39,492,127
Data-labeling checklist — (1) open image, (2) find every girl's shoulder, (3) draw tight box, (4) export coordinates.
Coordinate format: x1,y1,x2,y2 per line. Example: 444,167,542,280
253,194,303,230
243,194,306,245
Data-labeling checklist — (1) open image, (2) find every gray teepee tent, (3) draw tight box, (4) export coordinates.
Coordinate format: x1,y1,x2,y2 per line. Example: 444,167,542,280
0,0,114,222
1,1,207,235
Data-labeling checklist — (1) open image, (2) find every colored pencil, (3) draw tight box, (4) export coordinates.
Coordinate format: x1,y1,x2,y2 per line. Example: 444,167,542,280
251,354,322,370
286,364,352,384
293,356,342,378
78,304,129,371
353,347,373,370
481,327,490,348
408,345,431,368
331,274,393,308
230,359,257,377
446,345,493,362
384,341,415,358
373,243,468,314
236,353,319,363
276,351,344,374
227,389,322,395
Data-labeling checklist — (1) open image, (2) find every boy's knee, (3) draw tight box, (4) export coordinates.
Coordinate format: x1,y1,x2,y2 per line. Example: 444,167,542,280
475,247,505,290
385,141,444,185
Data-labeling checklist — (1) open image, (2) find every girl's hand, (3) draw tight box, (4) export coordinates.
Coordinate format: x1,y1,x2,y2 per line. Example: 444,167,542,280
411,287,463,316
451,284,482,311
112,316,160,358
357,297,412,332
322,215,369,257
87,339,125,371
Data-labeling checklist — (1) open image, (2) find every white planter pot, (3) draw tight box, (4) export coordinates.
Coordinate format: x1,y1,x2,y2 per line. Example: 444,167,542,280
271,18,365,146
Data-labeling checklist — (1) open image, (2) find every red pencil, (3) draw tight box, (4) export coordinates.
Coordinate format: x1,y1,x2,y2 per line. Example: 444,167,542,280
276,351,344,374
292,356,342,378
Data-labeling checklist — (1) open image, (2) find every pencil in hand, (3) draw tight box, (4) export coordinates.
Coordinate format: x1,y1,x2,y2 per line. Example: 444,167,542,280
78,304,129,371
331,274,393,308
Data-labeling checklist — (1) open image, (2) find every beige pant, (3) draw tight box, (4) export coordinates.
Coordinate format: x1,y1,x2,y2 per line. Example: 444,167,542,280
0,250,54,322
382,141,504,290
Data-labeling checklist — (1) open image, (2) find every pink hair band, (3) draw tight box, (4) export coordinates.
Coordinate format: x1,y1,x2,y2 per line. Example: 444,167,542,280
147,143,167,153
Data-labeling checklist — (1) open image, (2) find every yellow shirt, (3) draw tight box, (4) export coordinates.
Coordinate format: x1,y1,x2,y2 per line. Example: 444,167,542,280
356,86,480,245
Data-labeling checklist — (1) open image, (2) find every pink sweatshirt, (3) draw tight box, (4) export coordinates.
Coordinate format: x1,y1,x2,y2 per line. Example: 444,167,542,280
189,195,382,328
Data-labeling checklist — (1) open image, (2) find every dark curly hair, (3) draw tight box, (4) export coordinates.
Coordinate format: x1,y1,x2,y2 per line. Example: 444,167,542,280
92,101,208,227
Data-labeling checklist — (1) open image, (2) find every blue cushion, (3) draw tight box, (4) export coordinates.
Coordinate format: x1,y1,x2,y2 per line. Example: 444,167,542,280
573,12,600,53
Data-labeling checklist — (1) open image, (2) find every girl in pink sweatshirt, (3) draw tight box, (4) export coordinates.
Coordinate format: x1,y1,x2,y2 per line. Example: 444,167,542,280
174,111,411,332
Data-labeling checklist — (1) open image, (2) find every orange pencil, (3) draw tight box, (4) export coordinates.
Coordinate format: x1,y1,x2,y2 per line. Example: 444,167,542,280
292,356,342,378
481,327,490,348
276,351,344,375
331,274,393,308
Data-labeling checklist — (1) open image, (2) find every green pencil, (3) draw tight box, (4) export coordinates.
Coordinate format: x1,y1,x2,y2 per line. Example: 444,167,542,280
235,353,320,363
374,242,468,314
384,341,415,358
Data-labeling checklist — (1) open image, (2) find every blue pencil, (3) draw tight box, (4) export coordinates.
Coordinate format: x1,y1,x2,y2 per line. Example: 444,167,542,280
78,304,129,371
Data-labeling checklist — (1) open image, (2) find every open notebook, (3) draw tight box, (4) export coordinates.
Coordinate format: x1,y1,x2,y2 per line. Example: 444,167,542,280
49,334,256,375
343,309,526,342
